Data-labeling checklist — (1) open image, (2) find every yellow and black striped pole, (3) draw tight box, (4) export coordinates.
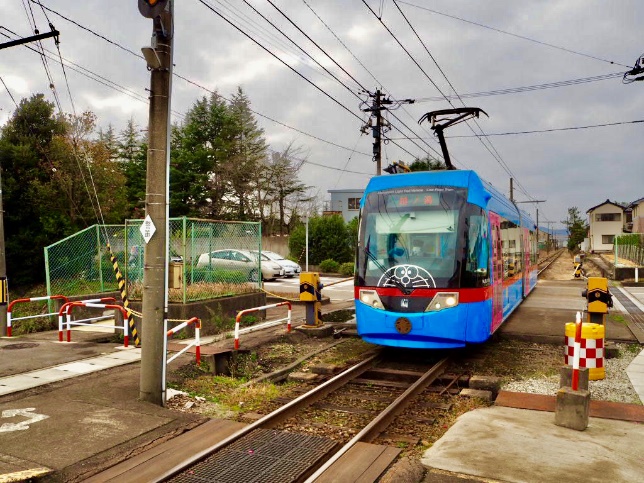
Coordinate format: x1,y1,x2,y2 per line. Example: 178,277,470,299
106,243,140,346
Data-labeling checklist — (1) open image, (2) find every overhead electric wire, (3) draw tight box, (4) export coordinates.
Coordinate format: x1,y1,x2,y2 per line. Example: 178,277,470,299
413,72,626,102
0,75,19,108
205,0,340,85
241,0,361,98
28,3,376,158
301,0,446,165
196,0,364,124
444,119,644,137
397,0,631,68
391,0,533,199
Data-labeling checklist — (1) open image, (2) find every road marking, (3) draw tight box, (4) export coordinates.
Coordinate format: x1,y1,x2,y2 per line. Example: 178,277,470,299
0,408,49,433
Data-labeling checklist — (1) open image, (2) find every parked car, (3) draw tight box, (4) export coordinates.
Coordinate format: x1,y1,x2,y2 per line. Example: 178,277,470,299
251,250,301,278
196,249,283,281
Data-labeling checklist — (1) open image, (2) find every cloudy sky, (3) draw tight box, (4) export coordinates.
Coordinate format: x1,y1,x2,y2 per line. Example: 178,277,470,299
1,0,643,235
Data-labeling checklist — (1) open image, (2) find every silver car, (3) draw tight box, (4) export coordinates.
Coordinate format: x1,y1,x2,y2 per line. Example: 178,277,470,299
252,250,302,278
196,249,283,281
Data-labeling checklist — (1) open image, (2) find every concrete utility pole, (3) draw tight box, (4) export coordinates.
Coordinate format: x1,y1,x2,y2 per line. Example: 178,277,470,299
138,0,173,406
361,90,414,175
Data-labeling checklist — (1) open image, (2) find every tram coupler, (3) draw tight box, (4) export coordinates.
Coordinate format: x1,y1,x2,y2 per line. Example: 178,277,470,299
299,272,324,328
580,277,612,324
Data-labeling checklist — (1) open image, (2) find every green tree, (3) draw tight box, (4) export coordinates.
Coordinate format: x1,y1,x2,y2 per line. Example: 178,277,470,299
409,156,446,171
562,207,588,251
118,118,146,218
288,215,354,265
224,87,267,220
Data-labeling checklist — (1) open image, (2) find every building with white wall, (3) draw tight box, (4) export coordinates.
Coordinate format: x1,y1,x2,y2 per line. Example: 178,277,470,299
587,199,625,252
325,189,364,223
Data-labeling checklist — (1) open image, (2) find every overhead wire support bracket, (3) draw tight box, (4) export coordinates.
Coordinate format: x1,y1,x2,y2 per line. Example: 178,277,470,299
0,29,60,50
418,107,488,170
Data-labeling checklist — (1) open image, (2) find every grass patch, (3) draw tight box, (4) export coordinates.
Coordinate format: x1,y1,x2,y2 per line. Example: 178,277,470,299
607,313,628,325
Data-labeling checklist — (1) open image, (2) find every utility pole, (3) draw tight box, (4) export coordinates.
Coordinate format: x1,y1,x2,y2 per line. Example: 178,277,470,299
0,26,61,336
361,90,413,175
515,199,546,255
509,178,514,202
138,0,173,406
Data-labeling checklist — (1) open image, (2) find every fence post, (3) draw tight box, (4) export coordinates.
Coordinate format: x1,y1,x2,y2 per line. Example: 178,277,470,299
96,225,104,293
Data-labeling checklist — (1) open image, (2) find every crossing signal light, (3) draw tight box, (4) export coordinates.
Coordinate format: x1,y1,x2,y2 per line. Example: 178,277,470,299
138,0,169,18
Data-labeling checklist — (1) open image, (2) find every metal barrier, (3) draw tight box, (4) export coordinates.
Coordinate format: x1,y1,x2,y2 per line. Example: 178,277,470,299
167,317,201,365
234,301,292,350
6,295,70,337
58,298,128,347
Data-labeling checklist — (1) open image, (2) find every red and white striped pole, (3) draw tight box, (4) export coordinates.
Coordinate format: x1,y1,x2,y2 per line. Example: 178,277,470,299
571,311,582,391
287,304,292,333
195,319,201,364
234,316,241,350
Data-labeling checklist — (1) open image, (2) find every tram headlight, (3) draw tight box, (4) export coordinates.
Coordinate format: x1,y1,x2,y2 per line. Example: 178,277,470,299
359,289,385,310
425,292,459,312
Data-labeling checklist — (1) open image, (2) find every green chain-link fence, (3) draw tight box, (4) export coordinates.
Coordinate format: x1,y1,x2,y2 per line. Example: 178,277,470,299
45,225,126,298
45,218,262,303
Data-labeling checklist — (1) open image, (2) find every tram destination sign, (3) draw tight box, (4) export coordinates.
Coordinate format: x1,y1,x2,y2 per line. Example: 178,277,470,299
384,187,458,209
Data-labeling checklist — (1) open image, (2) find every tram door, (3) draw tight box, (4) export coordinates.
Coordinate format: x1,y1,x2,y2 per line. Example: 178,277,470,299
523,228,530,298
489,213,503,332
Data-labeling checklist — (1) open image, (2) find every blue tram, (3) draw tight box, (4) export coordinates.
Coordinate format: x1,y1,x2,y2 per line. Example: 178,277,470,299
354,170,538,349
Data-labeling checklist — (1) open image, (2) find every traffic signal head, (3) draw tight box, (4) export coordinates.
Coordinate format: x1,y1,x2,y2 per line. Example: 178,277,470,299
138,0,169,18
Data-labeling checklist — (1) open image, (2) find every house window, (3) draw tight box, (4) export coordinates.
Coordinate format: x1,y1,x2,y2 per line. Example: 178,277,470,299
595,213,621,222
601,235,615,244
348,197,360,210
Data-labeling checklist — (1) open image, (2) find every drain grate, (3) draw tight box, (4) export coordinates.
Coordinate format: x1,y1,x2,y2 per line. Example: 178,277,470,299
170,428,337,483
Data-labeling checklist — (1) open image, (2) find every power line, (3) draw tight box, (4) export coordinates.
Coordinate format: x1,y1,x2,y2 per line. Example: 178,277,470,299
397,0,632,68
197,0,364,124
412,72,625,102
0,76,19,108
444,119,644,137
13,5,368,156
301,0,446,164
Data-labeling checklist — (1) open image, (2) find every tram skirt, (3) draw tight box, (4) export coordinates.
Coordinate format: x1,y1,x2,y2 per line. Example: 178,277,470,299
565,323,605,381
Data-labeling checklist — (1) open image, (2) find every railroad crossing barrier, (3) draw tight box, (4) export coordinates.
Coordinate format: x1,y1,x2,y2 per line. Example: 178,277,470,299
58,299,128,347
234,301,292,350
6,295,70,337
167,317,201,365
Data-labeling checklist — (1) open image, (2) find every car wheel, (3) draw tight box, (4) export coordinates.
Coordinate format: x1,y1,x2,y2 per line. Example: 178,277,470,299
286,275,294,278
249,269,260,282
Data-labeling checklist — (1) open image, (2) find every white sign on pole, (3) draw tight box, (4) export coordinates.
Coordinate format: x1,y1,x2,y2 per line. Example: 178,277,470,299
140,215,156,244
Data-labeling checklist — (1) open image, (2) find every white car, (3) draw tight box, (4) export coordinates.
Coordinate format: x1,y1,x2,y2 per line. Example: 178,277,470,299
196,249,283,281
252,250,302,278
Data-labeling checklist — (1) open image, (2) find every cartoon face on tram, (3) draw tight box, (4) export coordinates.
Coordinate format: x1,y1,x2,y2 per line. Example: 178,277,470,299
354,170,537,349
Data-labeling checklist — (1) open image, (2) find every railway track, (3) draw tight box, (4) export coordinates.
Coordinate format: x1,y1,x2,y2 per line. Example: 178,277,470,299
537,248,565,275
157,352,450,482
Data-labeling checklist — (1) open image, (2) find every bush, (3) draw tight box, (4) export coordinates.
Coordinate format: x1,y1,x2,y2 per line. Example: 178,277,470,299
319,259,340,273
339,262,354,276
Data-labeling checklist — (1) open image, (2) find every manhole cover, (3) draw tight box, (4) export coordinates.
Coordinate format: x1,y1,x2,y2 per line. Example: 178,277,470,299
2,343,39,350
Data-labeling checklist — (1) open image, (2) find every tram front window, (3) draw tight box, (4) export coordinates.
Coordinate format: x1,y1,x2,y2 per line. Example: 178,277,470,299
357,187,466,289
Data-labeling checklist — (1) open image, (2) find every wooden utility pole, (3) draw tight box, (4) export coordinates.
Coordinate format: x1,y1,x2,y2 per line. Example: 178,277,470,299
139,0,173,406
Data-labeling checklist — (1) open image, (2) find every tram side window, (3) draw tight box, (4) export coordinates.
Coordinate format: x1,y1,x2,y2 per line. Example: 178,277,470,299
500,219,523,277
462,206,490,287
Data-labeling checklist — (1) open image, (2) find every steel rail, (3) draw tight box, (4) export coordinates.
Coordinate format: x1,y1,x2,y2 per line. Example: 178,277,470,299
156,352,381,482
538,248,565,276
305,356,450,482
